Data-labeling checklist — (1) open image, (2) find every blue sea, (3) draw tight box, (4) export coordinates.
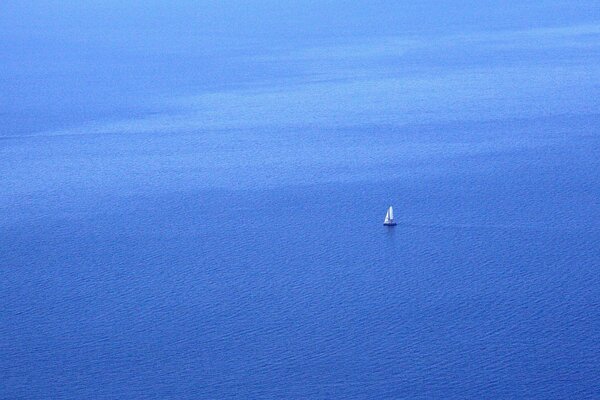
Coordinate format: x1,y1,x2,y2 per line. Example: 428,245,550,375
2,2,600,398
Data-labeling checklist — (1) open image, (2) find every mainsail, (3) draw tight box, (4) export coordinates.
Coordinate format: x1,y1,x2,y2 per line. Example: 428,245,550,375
384,206,396,226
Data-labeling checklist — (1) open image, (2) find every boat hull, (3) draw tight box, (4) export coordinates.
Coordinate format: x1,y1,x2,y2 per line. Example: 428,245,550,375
383,222,397,226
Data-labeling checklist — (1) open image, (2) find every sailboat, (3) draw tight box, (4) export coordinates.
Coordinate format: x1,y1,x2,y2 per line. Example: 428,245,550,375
383,206,397,226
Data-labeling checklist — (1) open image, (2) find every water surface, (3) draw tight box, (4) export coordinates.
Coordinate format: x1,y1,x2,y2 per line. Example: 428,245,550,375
1,2,600,398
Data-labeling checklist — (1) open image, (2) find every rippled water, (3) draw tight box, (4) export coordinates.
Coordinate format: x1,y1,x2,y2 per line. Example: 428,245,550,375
2,4,600,397
2,113,599,398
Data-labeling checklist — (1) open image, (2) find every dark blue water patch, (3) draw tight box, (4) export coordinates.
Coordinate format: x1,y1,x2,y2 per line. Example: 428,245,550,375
2,164,599,399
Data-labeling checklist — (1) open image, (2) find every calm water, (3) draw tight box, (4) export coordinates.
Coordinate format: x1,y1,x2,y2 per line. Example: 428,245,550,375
2,3,600,399
2,116,599,398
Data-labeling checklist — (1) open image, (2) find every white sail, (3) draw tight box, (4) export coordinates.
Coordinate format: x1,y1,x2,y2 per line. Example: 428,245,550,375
384,206,396,225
